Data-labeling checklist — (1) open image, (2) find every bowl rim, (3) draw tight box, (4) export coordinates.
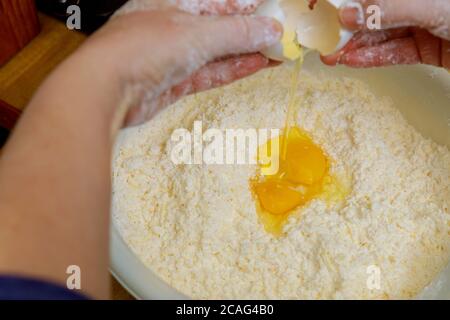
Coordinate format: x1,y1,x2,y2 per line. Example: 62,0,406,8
110,225,187,300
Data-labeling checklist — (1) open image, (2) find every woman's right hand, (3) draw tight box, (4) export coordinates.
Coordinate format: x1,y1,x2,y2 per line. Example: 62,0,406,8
321,0,450,69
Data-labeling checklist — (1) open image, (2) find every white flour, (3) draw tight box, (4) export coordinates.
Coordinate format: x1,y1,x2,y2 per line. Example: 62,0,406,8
112,66,450,299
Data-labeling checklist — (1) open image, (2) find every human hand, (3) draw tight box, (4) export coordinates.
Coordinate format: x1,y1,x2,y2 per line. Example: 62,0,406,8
321,0,450,69
80,0,281,127
0,1,281,298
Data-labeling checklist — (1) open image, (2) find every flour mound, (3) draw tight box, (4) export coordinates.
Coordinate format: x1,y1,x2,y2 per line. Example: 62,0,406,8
112,66,450,299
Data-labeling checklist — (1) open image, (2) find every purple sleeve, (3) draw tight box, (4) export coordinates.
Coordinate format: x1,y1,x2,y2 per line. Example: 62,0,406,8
0,276,89,300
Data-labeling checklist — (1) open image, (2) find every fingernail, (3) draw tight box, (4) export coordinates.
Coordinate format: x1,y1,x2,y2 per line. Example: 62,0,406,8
255,16,283,46
340,2,364,30
320,50,344,66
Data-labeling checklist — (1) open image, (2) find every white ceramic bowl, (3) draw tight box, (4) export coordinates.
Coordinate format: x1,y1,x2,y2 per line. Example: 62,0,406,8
110,53,450,300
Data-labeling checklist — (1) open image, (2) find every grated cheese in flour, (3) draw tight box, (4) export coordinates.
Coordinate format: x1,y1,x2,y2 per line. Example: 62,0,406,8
112,66,450,299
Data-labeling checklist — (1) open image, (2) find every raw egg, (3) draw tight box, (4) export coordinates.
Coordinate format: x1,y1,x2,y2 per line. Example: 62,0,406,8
255,0,354,61
251,126,346,235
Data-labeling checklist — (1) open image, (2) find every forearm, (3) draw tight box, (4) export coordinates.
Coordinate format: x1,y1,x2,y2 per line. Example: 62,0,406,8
0,3,281,299
0,49,122,299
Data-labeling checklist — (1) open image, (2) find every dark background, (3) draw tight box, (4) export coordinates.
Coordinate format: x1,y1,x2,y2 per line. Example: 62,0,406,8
36,0,129,33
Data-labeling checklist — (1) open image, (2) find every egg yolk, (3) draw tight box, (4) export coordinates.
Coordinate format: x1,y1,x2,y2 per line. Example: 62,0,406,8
285,138,328,185
254,179,305,215
251,127,334,235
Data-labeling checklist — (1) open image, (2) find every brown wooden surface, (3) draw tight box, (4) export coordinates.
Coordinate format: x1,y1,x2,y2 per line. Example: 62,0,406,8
111,275,135,300
0,12,135,300
0,99,21,130
0,0,41,66
0,13,85,110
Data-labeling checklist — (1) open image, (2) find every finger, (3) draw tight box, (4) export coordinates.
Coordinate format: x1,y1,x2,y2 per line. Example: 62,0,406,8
171,53,269,98
194,15,283,62
115,6,282,63
338,38,421,68
114,0,172,15
308,0,318,10
115,5,282,57
111,11,282,87
112,11,282,127
321,28,411,66
173,0,265,15
339,0,450,40
124,54,270,126
116,0,265,16
442,40,450,69
412,28,442,67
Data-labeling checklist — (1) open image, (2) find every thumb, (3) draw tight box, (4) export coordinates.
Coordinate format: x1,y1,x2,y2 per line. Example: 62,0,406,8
339,0,450,40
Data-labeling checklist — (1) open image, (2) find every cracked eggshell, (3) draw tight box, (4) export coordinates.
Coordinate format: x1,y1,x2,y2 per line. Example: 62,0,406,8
256,0,354,61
